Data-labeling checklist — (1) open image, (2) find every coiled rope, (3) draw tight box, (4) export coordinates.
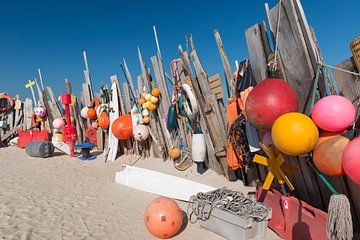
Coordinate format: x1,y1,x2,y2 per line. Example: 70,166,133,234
187,188,271,224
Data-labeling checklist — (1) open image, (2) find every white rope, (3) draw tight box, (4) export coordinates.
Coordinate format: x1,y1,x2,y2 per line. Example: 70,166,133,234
322,63,360,77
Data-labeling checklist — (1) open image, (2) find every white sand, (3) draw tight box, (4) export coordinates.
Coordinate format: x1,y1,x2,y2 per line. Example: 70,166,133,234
0,146,281,239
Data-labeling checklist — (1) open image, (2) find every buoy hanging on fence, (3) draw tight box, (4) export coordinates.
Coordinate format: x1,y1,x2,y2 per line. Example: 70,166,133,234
168,147,181,160
312,95,355,132
34,106,46,117
272,112,318,156
144,197,183,239
151,87,161,97
112,114,133,140
81,107,89,118
167,105,177,131
87,107,97,119
52,118,65,129
313,135,349,176
245,78,299,130
98,112,110,129
342,136,360,185
133,124,150,142
191,128,207,174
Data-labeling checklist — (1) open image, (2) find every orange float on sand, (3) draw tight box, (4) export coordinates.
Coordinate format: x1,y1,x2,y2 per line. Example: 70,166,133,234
144,197,183,239
98,112,110,129
111,114,133,140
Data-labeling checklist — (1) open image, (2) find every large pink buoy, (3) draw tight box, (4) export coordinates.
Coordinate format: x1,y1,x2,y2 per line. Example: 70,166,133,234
342,136,360,185
245,78,299,130
312,95,355,132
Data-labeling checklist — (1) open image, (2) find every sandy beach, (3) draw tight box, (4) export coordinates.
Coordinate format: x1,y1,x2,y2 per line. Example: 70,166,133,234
0,146,280,240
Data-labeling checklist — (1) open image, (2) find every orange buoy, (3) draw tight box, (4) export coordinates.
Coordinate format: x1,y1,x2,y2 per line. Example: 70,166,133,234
144,197,183,239
143,116,150,124
87,108,97,119
112,114,133,140
315,129,346,148
168,147,181,159
313,135,349,176
98,112,110,129
139,97,146,105
151,87,161,97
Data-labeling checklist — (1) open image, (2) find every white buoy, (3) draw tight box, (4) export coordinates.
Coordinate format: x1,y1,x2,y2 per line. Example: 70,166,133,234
192,129,207,174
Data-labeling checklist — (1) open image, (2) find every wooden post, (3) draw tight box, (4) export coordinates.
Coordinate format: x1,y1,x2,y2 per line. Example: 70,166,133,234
83,51,94,100
214,29,235,97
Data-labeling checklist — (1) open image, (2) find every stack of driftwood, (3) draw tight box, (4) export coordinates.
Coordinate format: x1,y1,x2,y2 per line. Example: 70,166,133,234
1,0,359,234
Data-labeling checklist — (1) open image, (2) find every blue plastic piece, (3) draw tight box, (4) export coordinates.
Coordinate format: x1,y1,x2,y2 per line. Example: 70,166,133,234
75,142,95,149
79,155,96,161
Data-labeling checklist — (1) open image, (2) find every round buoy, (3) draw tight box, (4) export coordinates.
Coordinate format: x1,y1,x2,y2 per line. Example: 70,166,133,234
52,118,65,129
87,108,97,119
342,136,360,185
313,135,349,176
312,95,355,132
34,107,46,117
151,87,161,97
168,147,181,160
81,107,89,118
245,78,299,130
144,197,183,239
133,124,150,142
272,112,318,156
315,129,346,148
98,112,110,129
112,114,133,140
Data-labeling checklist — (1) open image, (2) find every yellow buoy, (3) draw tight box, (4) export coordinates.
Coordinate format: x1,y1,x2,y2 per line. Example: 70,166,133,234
271,112,319,156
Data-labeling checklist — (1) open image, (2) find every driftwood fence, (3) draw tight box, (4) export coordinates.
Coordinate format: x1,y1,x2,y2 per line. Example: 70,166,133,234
0,0,359,234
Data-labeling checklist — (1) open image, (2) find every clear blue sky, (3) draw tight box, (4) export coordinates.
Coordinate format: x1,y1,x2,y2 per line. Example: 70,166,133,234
1,0,359,100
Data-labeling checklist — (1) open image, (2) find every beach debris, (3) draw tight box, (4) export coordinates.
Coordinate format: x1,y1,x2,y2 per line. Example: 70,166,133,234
115,165,215,201
25,140,54,158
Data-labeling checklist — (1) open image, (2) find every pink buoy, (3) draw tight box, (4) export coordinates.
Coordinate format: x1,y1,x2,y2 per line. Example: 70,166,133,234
312,96,355,132
52,118,65,129
342,136,360,185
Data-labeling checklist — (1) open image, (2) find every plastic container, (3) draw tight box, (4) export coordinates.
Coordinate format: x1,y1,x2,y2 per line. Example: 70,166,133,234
198,196,272,240
25,140,54,158
18,130,50,148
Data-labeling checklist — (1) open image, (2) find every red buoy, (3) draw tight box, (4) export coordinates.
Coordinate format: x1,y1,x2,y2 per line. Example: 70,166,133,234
245,78,299,130
342,136,360,185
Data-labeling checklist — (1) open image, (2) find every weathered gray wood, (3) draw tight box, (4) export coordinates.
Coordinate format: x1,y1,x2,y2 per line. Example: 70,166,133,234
151,55,171,114
179,48,234,179
83,51,94,100
23,98,33,130
333,58,360,102
245,23,269,83
137,48,148,89
14,95,23,127
267,0,314,112
214,29,235,97
122,58,138,97
122,83,132,113
46,87,63,118
137,75,144,95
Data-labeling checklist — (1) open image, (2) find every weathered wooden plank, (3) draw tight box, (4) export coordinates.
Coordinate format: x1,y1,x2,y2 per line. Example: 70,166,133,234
333,58,360,102
46,87,63,118
14,95,23,127
179,48,233,179
83,51,94,100
208,74,225,100
122,58,138,97
23,98,33,130
122,83,132,113
151,55,171,114
245,23,269,83
137,75,144,95
214,29,235,97
267,0,314,112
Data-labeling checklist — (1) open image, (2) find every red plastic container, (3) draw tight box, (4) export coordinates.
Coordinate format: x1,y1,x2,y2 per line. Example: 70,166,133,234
18,130,50,148
256,185,328,240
